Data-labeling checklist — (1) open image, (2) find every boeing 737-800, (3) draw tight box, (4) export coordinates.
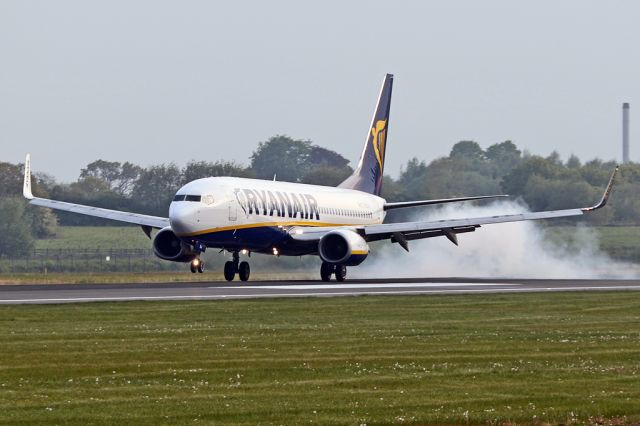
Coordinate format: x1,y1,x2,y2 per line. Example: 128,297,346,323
22,74,617,282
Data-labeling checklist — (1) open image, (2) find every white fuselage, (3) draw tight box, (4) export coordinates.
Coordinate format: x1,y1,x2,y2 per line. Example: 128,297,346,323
168,177,386,254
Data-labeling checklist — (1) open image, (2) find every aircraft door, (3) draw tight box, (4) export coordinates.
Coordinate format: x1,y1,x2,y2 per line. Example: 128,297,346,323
228,200,237,221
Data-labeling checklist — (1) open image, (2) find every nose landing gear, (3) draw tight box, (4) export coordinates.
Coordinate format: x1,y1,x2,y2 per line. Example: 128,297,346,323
190,258,205,274
223,251,251,282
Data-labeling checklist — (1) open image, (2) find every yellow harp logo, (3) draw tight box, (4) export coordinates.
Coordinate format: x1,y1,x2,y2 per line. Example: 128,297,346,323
371,119,387,171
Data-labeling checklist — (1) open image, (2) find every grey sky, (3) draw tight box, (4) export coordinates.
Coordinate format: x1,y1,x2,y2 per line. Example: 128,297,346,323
1,0,638,182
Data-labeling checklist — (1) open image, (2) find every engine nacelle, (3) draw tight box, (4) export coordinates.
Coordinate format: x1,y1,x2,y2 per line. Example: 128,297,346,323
152,227,198,263
318,229,369,266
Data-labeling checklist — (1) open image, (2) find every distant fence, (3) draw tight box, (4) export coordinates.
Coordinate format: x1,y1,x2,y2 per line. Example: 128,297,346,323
0,249,183,273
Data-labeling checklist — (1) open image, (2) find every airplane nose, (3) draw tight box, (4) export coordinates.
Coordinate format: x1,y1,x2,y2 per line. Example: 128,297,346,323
169,203,196,234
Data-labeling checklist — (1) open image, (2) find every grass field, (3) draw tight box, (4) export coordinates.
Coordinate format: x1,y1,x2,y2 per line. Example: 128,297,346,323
35,226,150,250
1,292,639,425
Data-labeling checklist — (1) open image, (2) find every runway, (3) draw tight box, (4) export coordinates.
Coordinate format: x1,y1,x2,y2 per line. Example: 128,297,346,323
1,277,640,304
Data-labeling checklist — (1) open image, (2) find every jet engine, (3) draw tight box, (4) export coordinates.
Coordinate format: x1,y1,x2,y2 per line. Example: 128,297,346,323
152,227,198,262
318,229,369,266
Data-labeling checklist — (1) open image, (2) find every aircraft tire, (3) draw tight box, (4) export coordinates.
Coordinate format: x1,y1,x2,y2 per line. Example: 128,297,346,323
320,262,334,282
197,260,205,273
239,261,250,281
335,264,347,282
190,262,197,273
224,261,236,281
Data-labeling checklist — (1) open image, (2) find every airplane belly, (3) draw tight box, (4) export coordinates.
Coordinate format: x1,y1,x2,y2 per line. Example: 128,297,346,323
194,225,293,252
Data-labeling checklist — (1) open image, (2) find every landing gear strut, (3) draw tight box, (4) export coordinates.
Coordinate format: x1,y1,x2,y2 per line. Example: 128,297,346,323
190,258,205,274
224,251,251,282
320,262,347,282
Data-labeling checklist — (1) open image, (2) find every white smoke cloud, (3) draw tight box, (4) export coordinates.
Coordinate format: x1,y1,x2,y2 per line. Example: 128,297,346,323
354,201,639,279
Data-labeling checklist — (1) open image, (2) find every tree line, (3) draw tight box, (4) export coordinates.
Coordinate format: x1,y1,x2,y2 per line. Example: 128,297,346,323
1,134,638,256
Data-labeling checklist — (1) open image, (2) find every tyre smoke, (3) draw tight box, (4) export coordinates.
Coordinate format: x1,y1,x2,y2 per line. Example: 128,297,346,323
355,200,638,279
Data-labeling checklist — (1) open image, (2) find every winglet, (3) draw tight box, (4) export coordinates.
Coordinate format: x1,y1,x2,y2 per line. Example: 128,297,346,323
23,154,34,200
582,165,618,212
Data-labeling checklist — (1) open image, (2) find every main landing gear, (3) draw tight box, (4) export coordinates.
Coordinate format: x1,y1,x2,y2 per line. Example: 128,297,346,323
190,258,205,274
224,251,251,282
320,262,347,282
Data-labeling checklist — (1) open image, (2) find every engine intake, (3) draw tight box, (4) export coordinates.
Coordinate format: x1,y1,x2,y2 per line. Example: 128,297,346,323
318,229,369,266
153,227,197,262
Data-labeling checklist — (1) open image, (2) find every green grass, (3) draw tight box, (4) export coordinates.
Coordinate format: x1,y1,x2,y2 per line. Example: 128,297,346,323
35,226,151,250
1,292,639,425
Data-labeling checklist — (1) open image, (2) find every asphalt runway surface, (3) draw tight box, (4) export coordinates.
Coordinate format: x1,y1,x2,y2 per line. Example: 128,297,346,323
1,277,640,304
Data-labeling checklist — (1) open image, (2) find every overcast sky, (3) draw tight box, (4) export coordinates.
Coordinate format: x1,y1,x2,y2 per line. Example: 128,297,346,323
1,0,638,181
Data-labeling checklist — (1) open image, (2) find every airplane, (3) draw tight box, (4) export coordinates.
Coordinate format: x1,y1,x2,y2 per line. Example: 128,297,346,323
22,74,618,282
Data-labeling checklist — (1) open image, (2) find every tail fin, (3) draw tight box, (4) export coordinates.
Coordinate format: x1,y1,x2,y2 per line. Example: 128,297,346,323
339,73,393,195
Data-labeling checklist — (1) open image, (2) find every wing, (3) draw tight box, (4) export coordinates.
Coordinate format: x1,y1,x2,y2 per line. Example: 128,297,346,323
23,154,169,230
384,194,508,210
290,166,618,251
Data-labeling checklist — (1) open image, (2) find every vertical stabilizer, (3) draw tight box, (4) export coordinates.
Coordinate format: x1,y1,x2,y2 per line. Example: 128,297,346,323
338,74,393,195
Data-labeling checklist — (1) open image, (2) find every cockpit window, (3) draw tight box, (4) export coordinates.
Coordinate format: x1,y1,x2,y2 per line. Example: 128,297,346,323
173,194,201,202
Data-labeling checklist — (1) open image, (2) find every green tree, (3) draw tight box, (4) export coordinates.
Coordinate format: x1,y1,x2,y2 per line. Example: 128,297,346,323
250,136,352,184
80,160,142,195
398,158,428,200
450,140,485,160
0,198,34,256
611,182,640,224
250,136,312,182
182,160,253,183
307,146,350,169
25,206,58,238
131,164,183,215
301,165,352,187
0,162,22,197
566,154,581,169
49,176,130,226
501,156,562,196
485,140,522,177
0,162,58,234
